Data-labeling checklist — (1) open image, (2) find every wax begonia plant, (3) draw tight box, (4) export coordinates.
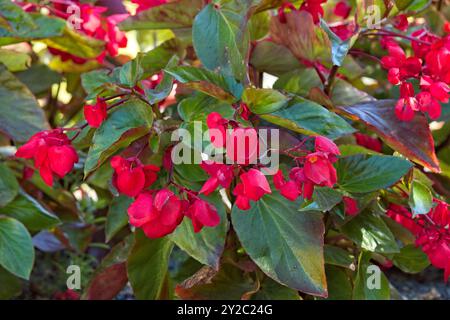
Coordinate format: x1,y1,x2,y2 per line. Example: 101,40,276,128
0,0,450,301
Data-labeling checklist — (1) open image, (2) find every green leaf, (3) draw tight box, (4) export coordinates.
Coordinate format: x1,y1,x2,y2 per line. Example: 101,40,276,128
394,0,414,10
324,245,355,269
260,97,355,139
251,277,301,300
242,88,288,114
336,154,412,193
408,180,433,217
0,1,36,35
127,230,173,300
177,93,235,122
192,4,247,81
119,55,144,88
105,196,133,242
0,190,60,231
0,217,34,280
0,49,30,72
84,98,154,176
341,210,399,253
324,265,352,300
320,20,354,67
392,244,430,274
15,64,62,95
232,193,327,297
299,187,343,212
43,27,105,59
0,13,65,46
353,251,390,300
0,266,22,299
340,100,440,172
171,192,229,269
120,0,203,30
0,64,50,142
250,41,301,76
0,163,19,207
166,66,243,102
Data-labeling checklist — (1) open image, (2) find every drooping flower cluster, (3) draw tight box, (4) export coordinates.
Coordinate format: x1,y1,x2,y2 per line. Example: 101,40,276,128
110,155,220,238
274,136,340,201
15,129,78,186
387,201,450,280
201,112,341,210
380,31,450,121
38,1,128,64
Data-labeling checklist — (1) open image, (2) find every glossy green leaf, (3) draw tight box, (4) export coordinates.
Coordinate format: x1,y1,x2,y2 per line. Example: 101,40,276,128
299,187,343,212
0,13,65,45
392,244,430,274
120,0,203,30
105,196,133,242
260,97,355,139
43,27,105,59
320,20,352,67
0,217,34,280
250,41,301,76
127,230,173,300
0,190,60,231
408,180,433,217
251,277,301,300
324,245,355,269
336,154,412,193
0,49,30,72
232,193,327,297
242,87,288,114
171,192,229,269
0,64,50,142
0,163,19,207
353,251,390,300
324,265,352,300
192,4,247,81
341,210,399,254
166,66,243,102
84,98,154,176
15,64,61,95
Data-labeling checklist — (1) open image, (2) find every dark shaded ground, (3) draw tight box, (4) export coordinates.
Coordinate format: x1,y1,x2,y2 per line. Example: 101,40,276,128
386,267,450,300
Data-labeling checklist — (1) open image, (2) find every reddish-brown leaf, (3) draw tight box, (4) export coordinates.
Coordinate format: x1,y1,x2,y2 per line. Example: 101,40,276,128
339,100,440,172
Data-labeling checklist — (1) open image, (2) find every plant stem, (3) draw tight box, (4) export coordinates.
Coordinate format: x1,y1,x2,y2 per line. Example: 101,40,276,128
324,65,338,96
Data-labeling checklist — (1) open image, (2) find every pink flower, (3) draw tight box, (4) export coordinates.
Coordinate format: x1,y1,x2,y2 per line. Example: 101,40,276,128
16,129,78,186
273,170,300,201
127,190,184,238
199,161,234,195
186,198,220,233
84,98,107,128
393,14,408,31
233,169,271,210
333,1,351,19
111,156,160,197
343,197,359,216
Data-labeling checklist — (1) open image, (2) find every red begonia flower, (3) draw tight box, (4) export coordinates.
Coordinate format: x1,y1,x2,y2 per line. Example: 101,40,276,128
16,129,78,186
393,14,408,31
206,112,228,148
111,156,160,197
343,196,359,216
303,152,337,188
315,136,340,161
233,169,271,210
354,133,382,152
186,198,220,233
131,0,167,13
199,161,234,195
273,169,301,201
289,167,315,200
127,189,184,238
84,98,107,128
300,0,327,24
333,1,351,19
225,127,259,165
